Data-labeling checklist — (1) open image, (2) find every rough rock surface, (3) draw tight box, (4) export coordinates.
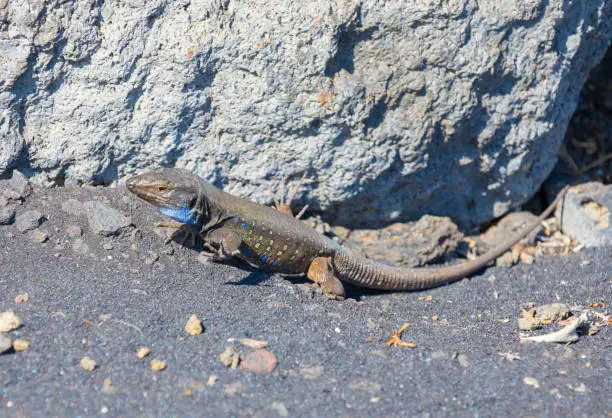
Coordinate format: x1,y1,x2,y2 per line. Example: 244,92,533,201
343,215,463,267
1,0,610,229
83,200,132,236
14,210,44,233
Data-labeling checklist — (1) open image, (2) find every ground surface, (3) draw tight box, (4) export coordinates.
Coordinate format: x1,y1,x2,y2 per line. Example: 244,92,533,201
0,185,610,417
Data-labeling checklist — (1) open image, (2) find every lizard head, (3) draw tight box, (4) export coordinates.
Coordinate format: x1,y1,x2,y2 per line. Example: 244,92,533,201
126,168,204,226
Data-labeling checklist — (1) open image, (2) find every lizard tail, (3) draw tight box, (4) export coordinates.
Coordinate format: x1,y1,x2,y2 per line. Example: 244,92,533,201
331,186,568,291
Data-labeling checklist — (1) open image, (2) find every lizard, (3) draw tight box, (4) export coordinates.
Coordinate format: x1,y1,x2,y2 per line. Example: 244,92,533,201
127,168,568,300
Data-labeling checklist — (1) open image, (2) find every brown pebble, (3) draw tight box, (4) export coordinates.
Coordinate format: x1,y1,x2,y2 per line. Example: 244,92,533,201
30,229,49,243
14,293,29,304
184,314,203,336
151,359,167,371
137,347,151,358
0,311,22,332
12,339,29,352
219,345,240,368
239,349,278,374
80,356,97,371
102,378,117,394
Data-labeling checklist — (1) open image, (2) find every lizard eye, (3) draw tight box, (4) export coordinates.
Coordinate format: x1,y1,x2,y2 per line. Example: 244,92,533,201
157,186,167,193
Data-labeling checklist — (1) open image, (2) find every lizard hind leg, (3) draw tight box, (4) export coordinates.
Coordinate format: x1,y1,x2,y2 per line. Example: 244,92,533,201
201,228,242,262
306,257,345,301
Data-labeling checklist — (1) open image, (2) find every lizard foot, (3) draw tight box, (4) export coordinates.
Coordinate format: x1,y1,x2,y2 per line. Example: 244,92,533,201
201,229,242,262
268,172,309,219
306,256,346,300
155,221,200,248
200,243,240,262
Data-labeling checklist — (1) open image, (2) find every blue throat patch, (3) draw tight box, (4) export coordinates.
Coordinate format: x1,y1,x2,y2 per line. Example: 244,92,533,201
159,205,200,226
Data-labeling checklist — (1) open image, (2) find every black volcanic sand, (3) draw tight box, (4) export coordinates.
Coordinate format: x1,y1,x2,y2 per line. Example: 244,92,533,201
0,184,610,416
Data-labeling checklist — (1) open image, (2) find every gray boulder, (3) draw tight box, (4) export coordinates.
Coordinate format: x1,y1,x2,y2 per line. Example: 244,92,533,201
1,0,610,229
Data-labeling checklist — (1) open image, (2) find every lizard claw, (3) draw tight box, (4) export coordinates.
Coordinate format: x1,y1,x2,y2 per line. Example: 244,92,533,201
156,221,199,248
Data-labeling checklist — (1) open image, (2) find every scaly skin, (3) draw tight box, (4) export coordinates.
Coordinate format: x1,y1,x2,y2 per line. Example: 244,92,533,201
127,168,568,300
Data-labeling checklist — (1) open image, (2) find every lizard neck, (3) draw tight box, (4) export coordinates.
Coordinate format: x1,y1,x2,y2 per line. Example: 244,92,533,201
192,178,237,231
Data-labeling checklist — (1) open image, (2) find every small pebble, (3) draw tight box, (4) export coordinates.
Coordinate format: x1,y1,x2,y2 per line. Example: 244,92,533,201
207,375,217,386
7,170,31,196
15,210,44,233
523,376,540,388
144,253,159,266
12,339,29,352
102,378,116,394
66,225,82,238
239,338,268,349
457,354,471,368
137,347,150,358
80,356,97,371
185,314,203,336
103,242,114,250
0,207,16,225
72,238,89,254
84,201,132,236
239,349,278,374
270,401,289,417
0,334,12,354
518,317,540,331
14,293,29,304
535,303,571,324
151,359,167,371
30,229,48,243
219,345,240,368
0,311,22,332
299,365,324,380
349,379,382,393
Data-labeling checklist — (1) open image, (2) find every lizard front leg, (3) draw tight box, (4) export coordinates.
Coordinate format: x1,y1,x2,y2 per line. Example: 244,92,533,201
156,221,200,247
201,228,242,262
306,257,345,300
